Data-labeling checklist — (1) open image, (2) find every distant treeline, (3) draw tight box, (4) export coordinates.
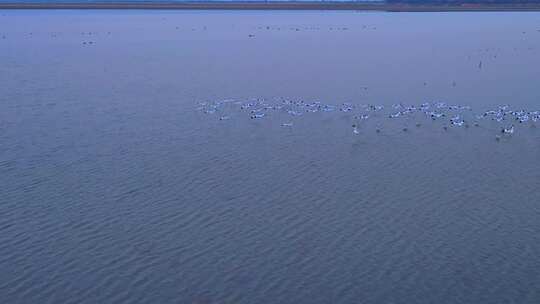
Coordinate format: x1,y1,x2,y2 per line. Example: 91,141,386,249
2,0,540,4
385,0,540,3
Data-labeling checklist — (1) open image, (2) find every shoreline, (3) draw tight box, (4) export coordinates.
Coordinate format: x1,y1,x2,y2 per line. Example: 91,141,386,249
2,2,540,12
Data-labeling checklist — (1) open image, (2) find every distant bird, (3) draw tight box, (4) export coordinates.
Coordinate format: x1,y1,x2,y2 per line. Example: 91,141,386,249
502,125,515,134
251,113,265,119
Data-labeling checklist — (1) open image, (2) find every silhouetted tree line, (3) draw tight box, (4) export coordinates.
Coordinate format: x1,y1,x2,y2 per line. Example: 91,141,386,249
386,0,540,4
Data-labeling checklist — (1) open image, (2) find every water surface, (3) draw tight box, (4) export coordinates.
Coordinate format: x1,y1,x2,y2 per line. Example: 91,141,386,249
1,10,540,304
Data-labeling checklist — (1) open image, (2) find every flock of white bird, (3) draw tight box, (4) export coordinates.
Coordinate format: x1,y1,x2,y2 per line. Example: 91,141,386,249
197,97,539,140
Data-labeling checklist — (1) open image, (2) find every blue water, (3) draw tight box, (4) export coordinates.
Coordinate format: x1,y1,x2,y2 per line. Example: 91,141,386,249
1,10,540,304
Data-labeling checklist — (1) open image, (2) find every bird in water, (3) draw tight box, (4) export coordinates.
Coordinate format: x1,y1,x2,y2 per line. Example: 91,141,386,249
502,125,515,134
251,113,265,119
352,124,359,134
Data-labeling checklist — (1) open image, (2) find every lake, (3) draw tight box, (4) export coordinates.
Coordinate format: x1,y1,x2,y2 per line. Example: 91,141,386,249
1,10,540,304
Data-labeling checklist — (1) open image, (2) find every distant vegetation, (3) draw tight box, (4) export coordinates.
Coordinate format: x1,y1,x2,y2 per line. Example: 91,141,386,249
386,0,540,3
2,0,540,4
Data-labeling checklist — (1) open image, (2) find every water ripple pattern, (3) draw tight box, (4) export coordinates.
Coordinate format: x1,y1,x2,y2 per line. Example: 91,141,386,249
1,9,540,304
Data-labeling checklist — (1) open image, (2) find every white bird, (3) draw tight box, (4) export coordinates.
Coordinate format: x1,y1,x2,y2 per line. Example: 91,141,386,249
251,113,265,119
502,125,514,134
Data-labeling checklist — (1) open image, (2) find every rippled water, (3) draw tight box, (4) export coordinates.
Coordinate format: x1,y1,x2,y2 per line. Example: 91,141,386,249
1,10,540,304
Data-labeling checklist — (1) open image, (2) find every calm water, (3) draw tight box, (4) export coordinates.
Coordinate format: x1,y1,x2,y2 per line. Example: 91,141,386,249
1,10,540,304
